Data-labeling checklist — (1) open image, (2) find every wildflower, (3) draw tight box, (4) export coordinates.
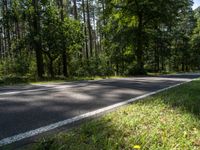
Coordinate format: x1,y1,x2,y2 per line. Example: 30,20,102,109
133,145,141,149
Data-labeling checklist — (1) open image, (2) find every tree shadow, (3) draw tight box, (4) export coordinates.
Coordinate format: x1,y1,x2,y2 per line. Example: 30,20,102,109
159,79,200,118
0,76,199,149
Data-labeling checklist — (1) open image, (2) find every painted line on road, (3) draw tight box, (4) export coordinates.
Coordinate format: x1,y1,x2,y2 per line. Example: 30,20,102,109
0,85,79,96
0,87,53,96
0,79,194,146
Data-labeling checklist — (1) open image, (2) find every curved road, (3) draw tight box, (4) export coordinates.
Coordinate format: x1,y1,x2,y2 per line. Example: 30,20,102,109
0,74,199,146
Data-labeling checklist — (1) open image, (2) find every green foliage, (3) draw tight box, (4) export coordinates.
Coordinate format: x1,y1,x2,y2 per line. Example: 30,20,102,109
0,74,29,85
190,18,200,69
0,0,199,81
0,50,32,76
102,0,195,74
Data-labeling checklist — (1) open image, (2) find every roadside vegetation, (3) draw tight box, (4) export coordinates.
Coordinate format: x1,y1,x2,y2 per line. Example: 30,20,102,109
0,1,200,81
19,79,200,150
0,75,126,86
0,0,200,149
0,71,190,86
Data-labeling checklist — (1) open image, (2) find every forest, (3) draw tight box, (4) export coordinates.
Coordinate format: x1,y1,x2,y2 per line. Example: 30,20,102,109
0,0,200,80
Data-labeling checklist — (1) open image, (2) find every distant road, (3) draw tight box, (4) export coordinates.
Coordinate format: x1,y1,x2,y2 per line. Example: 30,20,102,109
0,74,199,146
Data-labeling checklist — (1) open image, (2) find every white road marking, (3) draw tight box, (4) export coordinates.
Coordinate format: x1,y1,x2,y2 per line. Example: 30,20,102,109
0,79,194,146
0,85,80,96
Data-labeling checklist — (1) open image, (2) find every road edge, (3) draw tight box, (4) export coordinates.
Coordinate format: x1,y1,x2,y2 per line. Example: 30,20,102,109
0,78,196,147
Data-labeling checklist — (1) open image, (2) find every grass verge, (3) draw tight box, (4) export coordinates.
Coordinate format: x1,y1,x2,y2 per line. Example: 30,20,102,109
0,75,126,86
7,80,200,150
30,76,125,85
1,71,197,86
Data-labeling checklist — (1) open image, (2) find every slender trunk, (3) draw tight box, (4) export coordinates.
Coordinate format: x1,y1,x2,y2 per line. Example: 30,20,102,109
182,62,184,72
16,20,20,39
48,55,54,78
58,60,61,75
3,0,11,56
99,32,102,51
73,0,78,20
154,39,159,72
62,51,68,77
3,26,7,56
102,0,106,27
161,47,164,71
102,0,106,40
0,28,2,59
135,13,144,74
116,63,119,76
59,0,68,77
86,0,93,57
92,6,97,58
3,0,10,48
82,0,89,59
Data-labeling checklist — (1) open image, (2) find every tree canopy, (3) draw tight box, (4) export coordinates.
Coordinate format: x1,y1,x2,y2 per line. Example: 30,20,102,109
0,0,199,79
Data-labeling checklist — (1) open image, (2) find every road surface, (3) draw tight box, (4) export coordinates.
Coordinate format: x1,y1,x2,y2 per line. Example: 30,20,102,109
0,74,199,145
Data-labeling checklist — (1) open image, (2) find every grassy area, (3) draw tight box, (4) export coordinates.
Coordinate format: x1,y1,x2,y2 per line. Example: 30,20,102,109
0,75,126,86
0,70,183,86
147,72,176,76
0,75,30,85
1,71,197,86
17,79,200,150
30,76,126,85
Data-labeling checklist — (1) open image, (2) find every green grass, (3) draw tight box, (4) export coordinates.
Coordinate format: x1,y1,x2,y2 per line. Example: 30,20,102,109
18,79,200,150
0,71,198,86
0,75,126,86
147,71,177,76
30,76,125,85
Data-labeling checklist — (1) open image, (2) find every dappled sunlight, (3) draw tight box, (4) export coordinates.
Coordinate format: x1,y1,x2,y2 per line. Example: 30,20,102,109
0,0,200,148
0,76,189,140
29,82,200,149
161,80,200,118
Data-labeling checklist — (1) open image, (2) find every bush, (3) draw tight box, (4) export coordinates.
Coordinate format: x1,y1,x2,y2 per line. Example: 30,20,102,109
0,74,29,85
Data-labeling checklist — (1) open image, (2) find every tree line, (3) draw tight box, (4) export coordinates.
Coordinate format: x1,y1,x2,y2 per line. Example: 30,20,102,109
0,0,200,79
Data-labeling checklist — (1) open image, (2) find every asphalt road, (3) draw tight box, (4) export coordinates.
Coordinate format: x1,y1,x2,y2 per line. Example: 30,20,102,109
0,74,199,143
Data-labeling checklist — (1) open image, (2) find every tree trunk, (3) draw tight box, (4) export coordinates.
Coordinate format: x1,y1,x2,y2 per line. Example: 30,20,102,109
73,0,78,20
154,38,160,72
161,48,164,71
62,51,68,77
86,0,93,57
48,55,54,78
32,0,44,78
59,0,68,77
92,6,97,58
0,28,3,59
135,13,145,74
2,0,11,56
15,20,20,39
82,0,89,59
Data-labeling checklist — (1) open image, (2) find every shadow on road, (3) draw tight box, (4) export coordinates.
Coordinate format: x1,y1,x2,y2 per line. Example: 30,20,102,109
0,75,200,149
18,79,200,150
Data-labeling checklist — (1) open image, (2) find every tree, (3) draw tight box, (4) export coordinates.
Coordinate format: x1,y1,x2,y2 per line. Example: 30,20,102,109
190,8,200,69
0,0,199,79
29,0,44,78
86,0,93,57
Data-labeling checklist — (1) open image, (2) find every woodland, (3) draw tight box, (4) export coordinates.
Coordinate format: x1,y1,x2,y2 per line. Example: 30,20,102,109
0,0,200,80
